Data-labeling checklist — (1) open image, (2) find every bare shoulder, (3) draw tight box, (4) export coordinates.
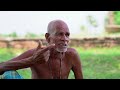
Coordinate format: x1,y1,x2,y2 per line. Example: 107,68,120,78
66,47,79,56
65,48,80,61
66,48,81,65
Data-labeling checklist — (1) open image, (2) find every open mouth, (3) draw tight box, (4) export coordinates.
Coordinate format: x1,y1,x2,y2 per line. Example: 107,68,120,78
58,43,68,48
56,43,68,52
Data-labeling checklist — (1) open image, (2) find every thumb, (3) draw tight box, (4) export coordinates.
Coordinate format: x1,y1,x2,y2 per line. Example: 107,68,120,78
36,40,42,51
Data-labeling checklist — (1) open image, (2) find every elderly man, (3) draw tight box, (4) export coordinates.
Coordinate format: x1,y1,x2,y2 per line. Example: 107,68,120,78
0,20,83,79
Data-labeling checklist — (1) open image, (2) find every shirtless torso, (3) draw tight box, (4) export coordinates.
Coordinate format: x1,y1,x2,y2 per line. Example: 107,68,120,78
30,48,82,79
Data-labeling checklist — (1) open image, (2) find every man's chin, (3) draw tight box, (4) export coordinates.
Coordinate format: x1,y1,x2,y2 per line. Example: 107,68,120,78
56,48,67,53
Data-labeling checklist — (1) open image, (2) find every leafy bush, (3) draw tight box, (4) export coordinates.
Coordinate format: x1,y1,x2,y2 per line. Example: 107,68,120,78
8,32,18,38
25,32,37,38
114,11,120,25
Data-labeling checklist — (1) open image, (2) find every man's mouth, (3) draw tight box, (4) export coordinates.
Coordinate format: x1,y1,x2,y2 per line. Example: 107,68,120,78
58,43,68,48
55,43,68,52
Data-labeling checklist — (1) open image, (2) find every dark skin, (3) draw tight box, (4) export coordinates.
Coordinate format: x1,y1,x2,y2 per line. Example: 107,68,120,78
0,20,83,79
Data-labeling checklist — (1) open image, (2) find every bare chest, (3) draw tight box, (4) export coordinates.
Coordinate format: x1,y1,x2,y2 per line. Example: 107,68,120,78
31,56,72,79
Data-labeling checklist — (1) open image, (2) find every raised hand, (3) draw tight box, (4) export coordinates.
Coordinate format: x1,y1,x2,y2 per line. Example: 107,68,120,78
32,40,55,64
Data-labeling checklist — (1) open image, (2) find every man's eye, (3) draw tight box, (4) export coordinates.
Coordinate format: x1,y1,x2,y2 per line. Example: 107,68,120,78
66,33,70,37
59,33,63,36
56,33,62,36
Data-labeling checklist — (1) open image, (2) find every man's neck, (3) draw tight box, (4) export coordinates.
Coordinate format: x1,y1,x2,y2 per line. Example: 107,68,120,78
50,48,65,60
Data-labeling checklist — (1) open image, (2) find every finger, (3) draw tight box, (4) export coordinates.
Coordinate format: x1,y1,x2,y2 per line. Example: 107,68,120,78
44,50,50,56
34,55,44,61
36,40,42,51
44,51,50,58
44,52,50,62
45,55,50,62
40,44,55,53
44,50,50,58
34,51,50,63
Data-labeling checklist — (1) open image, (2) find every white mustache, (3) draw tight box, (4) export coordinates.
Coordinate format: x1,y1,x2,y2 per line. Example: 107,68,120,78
58,43,68,46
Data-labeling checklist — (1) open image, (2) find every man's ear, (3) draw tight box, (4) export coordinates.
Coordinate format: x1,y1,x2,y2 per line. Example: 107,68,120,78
45,33,50,43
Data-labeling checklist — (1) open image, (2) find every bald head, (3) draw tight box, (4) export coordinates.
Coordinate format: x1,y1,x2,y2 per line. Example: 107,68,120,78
47,20,69,35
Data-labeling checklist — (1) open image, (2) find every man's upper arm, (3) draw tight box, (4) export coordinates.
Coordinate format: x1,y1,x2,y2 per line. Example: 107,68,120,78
10,49,35,61
71,48,83,79
0,49,37,74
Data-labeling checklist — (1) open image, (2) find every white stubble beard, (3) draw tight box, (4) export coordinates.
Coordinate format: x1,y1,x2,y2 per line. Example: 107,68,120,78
56,47,68,53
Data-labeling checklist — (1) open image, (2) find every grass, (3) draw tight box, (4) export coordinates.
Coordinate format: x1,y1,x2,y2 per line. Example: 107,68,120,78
75,46,120,79
0,48,31,79
0,47,120,79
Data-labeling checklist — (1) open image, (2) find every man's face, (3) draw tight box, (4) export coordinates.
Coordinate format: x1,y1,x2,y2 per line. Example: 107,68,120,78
49,22,70,52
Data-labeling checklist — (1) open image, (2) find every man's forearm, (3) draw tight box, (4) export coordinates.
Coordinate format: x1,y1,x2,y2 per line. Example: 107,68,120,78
0,56,34,74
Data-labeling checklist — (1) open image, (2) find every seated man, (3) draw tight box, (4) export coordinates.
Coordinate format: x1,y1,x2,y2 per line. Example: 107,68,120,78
0,19,83,79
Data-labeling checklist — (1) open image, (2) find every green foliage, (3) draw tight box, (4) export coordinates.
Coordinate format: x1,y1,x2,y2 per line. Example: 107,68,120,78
0,32,18,38
25,32,37,38
8,32,18,38
114,11,120,25
87,15,98,27
0,48,16,62
80,25,87,31
0,32,45,39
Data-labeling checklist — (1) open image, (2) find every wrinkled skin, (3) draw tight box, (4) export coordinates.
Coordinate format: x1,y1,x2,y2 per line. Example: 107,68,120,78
0,20,83,79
